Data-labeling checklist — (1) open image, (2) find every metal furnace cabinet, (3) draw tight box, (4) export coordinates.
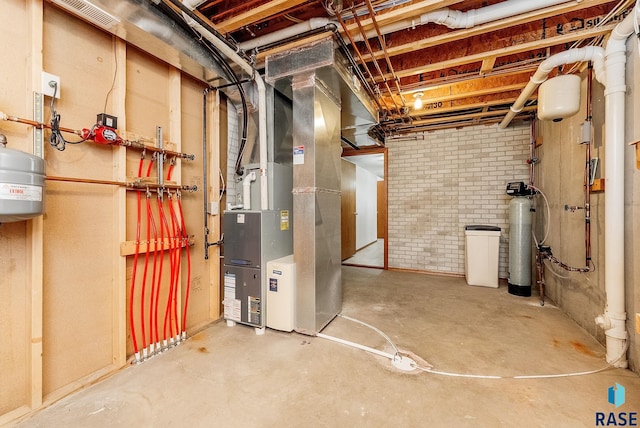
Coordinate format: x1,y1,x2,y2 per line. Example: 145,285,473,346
223,210,292,329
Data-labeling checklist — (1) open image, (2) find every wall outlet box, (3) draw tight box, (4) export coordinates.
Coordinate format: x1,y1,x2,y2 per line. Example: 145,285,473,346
41,71,60,98
208,201,219,216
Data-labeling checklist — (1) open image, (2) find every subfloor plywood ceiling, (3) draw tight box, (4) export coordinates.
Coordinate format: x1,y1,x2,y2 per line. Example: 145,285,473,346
190,0,626,137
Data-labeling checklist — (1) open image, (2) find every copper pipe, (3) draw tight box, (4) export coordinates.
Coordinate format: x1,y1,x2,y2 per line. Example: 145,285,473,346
46,175,125,186
2,114,81,135
363,0,407,109
585,64,593,266
349,4,400,113
335,13,393,113
536,251,546,306
1,112,194,160
46,175,197,192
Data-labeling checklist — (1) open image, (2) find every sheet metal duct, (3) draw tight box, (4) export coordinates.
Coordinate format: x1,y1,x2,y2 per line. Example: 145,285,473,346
266,39,343,334
56,0,250,103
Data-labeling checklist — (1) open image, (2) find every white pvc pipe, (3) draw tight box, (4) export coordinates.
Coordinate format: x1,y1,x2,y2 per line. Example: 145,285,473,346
500,7,639,367
424,0,573,29
499,46,605,129
238,17,331,51
594,8,638,368
242,171,257,210
183,13,269,211
352,0,572,42
316,332,395,360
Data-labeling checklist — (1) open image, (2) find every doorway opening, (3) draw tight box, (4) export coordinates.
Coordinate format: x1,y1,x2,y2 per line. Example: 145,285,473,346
341,147,388,269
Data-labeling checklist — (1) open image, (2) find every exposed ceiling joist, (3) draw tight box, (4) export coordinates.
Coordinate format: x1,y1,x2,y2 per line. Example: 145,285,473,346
215,0,308,34
341,0,465,34
379,23,616,81
361,0,615,62
192,0,627,136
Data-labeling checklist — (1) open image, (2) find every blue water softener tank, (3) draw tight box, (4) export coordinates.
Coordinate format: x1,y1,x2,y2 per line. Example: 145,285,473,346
506,182,533,297
0,134,45,222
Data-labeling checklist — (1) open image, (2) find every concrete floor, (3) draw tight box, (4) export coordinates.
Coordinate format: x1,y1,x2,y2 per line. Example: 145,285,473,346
344,239,384,267
16,267,640,427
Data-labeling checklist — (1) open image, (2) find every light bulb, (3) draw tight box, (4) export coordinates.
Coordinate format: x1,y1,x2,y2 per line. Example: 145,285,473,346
413,93,423,110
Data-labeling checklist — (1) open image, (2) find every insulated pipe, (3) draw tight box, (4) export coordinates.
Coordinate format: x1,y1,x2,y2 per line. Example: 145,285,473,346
238,18,331,51
350,0,573,42
176,3,269,211
594,7,639,368
422,0,572,29
499,46,605,129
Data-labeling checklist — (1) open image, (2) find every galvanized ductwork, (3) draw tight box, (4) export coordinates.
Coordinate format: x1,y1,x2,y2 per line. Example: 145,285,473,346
266,39,344,334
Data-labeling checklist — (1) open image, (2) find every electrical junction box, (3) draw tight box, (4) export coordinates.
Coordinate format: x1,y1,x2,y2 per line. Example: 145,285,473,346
97,113,117,129
266,255,295,332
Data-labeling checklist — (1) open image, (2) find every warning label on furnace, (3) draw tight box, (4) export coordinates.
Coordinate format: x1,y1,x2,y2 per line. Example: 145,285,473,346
280,210,289,231
223,273,241,321
248,296,261,325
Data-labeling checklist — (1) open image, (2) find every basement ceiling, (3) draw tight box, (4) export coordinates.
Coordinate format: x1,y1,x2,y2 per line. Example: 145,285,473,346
188,0,627,140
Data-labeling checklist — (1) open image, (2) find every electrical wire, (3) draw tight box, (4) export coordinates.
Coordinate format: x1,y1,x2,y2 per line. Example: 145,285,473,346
333,314,629,380
176,9,249,178
564,0,633,73
338,314,400,357
103,37,118,115
219,168,226,202
48,82,92,151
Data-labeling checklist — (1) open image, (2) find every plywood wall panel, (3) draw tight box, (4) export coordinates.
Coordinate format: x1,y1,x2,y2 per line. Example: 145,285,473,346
180,75,211,329
0,0,36,419
41,6,119,397
0,222,28,415
42,182,117,395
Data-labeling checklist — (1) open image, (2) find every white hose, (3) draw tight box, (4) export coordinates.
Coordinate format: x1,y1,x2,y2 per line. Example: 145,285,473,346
324,314,627,380
527,185,551,245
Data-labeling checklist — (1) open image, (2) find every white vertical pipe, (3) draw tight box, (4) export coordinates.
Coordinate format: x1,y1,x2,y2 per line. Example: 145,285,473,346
595,9,638,368
500,6,639,367
182,12,269,211
242,171,257,210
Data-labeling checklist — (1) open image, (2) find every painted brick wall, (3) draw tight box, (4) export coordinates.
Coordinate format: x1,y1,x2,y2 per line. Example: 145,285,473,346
387,123,531,277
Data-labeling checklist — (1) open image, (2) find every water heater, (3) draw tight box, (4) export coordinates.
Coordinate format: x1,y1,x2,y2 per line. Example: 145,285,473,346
0,136,45,223
507,182,533,297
